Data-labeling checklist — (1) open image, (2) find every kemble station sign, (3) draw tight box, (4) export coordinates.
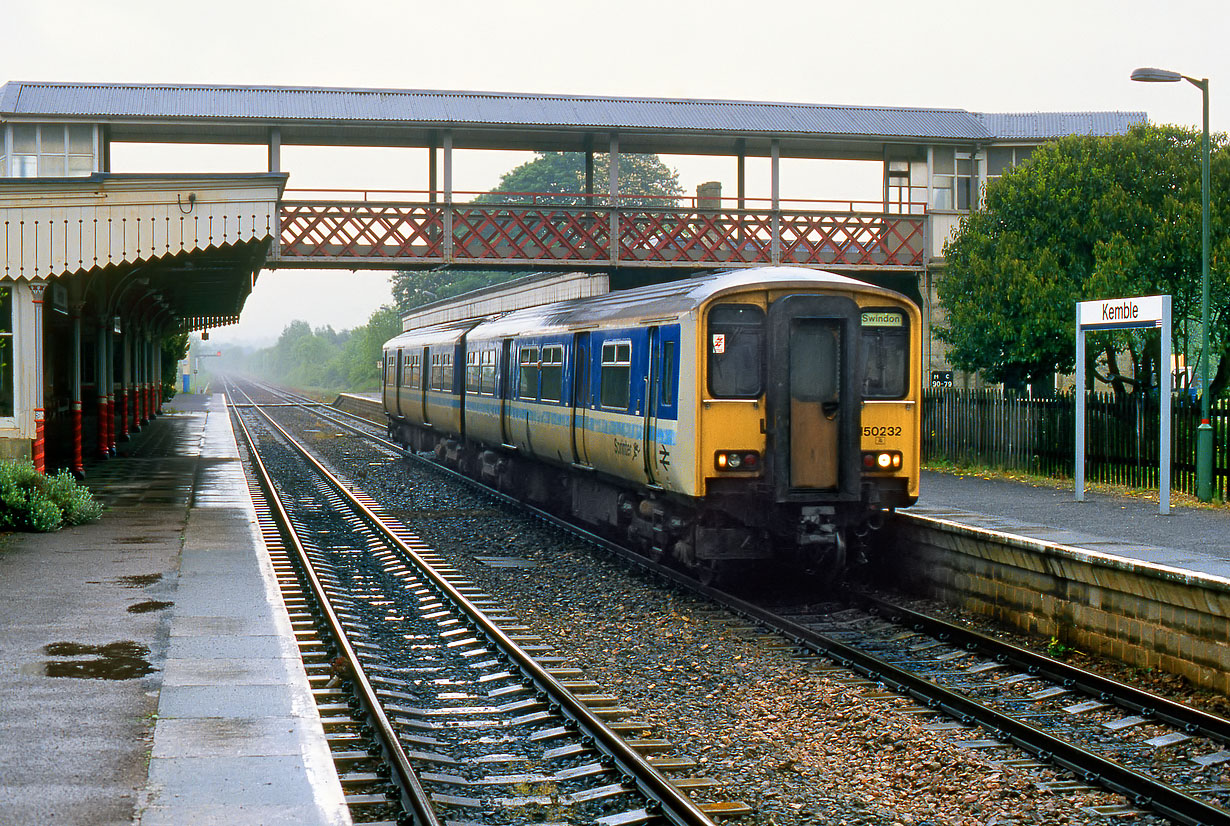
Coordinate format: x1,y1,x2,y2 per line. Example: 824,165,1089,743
1074,294,1172,514
1078,295,1166,330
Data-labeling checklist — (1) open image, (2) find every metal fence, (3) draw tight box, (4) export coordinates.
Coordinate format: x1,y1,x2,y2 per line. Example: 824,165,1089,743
922,388,1230,500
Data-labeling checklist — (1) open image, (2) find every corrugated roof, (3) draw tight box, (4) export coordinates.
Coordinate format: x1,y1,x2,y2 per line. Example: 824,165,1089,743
977,111,1146,140
0,82,1146,145
0,81,991,139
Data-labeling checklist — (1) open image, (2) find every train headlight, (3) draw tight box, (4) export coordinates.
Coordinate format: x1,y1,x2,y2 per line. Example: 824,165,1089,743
862,451,903,471
715,451,760,471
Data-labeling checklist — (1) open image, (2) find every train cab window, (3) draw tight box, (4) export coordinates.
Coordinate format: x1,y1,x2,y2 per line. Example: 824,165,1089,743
384,354,395,385
540,345,564,402
708,304,763,398
465,351,480,393
480,349,497,396
600,341,632,410
518,347,539,399
860,310,909,399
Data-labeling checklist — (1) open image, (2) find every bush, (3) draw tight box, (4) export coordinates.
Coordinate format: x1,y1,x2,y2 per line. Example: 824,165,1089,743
0,461,104,532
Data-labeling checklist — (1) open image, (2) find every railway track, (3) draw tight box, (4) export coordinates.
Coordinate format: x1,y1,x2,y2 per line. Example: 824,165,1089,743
225,378,1230,825
225,379,736,825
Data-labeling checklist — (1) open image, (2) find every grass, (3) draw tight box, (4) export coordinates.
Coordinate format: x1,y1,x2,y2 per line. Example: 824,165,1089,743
921,459,1226,510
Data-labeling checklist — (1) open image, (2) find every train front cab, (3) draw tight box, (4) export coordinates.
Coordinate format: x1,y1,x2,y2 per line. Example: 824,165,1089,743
697,285,920,573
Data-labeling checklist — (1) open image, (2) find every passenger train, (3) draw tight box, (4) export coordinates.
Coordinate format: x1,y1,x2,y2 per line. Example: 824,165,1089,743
382,266,921,580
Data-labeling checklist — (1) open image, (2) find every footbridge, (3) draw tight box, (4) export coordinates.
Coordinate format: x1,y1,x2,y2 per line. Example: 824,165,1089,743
274,189,924,271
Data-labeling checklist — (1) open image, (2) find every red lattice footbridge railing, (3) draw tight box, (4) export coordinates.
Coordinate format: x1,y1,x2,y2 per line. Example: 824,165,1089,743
271,190,926,271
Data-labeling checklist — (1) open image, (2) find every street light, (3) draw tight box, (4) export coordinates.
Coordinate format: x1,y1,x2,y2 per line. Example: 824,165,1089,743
1132,66,1213,502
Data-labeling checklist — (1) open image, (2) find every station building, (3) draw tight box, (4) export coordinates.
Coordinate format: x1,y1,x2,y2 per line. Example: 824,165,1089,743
0,81,1144,473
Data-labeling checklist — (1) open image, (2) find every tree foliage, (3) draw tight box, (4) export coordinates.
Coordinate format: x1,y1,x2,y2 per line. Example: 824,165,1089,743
223,304,401,394
477,151,683,207
938,123,1230,396
390,151,684,313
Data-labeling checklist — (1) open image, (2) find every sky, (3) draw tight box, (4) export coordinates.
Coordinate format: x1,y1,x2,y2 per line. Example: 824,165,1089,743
6,0,1230,347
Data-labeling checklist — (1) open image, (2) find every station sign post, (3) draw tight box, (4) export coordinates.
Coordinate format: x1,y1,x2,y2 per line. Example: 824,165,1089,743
1075,295,1171,514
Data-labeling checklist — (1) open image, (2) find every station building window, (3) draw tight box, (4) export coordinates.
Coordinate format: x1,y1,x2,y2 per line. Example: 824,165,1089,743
3,124,97,178
929,148,979,210
986,146,1035,185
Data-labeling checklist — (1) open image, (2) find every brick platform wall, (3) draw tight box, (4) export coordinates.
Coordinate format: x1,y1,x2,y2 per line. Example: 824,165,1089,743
878,513,1230,695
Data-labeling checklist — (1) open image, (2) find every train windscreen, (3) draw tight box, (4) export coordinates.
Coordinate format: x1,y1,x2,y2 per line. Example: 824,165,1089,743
860,309,909,398
708,304,764,398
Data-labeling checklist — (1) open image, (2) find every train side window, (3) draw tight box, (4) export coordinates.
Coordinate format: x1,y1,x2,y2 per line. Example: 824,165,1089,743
600,341,632,410
540,345,564,402
519,347,539,400
409,355,420,389
860,309,909,399
384,354,394,385
660,340,677,407
430,353,443,390
402,355,413,387
708,304,763,398
465,351,480,393
441,352,453,391
480,349,497,396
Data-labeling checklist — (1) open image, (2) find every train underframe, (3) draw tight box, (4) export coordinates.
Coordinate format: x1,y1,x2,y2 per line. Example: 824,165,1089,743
389,416,902,583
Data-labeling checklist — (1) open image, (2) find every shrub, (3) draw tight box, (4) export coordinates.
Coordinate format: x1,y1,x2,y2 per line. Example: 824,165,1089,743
0,461,104,532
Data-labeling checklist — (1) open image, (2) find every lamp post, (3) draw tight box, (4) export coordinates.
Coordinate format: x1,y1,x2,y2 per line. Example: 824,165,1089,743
1131,66,1213,502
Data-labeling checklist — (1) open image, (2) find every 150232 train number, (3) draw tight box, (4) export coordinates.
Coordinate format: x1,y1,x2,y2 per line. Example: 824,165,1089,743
862,425,902,438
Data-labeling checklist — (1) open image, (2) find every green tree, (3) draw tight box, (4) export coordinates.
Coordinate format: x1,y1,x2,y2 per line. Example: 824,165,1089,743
391,151,684,314
938,123,1230,397
477,151,683,207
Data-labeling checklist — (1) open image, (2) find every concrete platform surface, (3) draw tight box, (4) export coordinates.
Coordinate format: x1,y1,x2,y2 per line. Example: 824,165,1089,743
0,393,349,826
915,470,1230,581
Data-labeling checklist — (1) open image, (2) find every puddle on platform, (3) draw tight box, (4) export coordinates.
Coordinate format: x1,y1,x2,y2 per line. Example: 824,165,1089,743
37,641,155,680
117,573,163,587
127,600,173,614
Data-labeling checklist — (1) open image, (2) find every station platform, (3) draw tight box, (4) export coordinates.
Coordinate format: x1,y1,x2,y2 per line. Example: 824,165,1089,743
914,470,1230,581
0,393,349,826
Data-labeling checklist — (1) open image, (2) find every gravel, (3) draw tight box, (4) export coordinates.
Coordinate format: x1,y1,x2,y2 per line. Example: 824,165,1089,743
283,408,1182,825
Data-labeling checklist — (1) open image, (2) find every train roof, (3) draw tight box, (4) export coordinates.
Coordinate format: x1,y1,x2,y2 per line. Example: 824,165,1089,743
383,267,912,350
466,267,902,338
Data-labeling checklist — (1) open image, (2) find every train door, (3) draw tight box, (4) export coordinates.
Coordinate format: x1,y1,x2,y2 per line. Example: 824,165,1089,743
499,339,513,446
394,348,404,420
570,332,591,465
640,327,660,485
766,296,861,502
420,346,430,425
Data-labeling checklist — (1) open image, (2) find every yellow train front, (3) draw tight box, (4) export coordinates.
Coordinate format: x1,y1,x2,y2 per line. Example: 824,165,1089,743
382,266,920,580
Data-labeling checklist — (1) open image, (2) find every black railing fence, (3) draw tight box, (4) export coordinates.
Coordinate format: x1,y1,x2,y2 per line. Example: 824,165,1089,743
922,389,1230,501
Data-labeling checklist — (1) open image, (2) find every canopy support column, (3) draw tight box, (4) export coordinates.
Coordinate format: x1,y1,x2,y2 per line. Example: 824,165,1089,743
609,133,619,266
30,282,46,474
